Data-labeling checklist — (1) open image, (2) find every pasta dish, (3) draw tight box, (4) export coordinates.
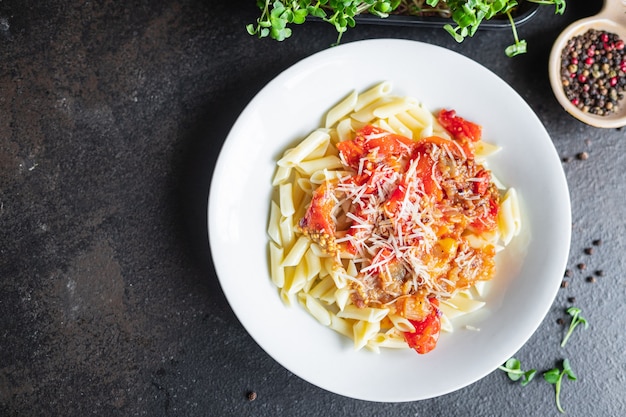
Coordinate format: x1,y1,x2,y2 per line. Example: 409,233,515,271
267,82,521,354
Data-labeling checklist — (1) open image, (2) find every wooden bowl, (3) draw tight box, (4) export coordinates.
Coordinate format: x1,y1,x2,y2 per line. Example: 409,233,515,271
549,0,626,128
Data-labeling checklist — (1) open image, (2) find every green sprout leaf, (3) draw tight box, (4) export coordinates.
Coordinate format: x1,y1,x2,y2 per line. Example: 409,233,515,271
505,39,527,57
544,359,577,413
561,307,589,348
498,357,537,386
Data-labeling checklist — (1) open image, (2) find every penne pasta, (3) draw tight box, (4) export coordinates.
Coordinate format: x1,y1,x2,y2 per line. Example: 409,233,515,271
395,110,426,131
498,188,522,245
296,155,344,175
282,235,310,267
309,275,336,299
407,105,434,129
309,169,351,185
374,118,396,135
295,176,315,194
304,293,332,326
280,288,296,306
334,287,350,311
474,140,502,160
337,305,389,323
353,319,380,350
304,247,322,281
335,117,354,143
329,313,353,338
372,96,419,119
272,164,292,186
266,82,522,355
372,330,411,349
350,97,391,123
286,261,309,295
385,115,413,139
278,215,295,248
277,129,330,167
329,264,348,289
326,90,358,128
267,200,282,245
279,183,295,217
269,241,285,288
355,81,393,111
388,313,416,333
440,313,454,333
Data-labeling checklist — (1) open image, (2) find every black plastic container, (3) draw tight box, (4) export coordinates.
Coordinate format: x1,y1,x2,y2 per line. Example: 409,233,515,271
353,2,540,30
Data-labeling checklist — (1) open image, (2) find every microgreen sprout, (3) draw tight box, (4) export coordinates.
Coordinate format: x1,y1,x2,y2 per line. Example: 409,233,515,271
561,307,588,348
544,359,577,413
498,357,537,386
248,1,567,56
504,9,527,57
434,0,565,57
247,0,400,45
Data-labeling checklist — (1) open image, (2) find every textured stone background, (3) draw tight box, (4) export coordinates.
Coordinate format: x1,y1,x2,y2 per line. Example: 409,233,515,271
1,1,624,416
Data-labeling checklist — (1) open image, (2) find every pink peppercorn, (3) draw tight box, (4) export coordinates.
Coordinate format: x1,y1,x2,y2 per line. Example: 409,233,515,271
585,57,594,65
578,74,587,83
610,77,618,87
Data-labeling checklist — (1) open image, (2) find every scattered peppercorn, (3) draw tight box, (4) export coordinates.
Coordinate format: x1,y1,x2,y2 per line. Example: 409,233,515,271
557,318,565,325
561,280,569,288
586,276,596,283
560,29,626,116
247,391,257,401
562,156,573,163
584,247,594,255
564,269,573,278
576,151,589,160
595,269,605,277
577,263,586,270
592,239,602,246
567,296,576,303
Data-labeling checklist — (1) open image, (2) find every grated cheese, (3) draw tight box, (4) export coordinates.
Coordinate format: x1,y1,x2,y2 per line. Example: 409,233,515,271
298,125,500,313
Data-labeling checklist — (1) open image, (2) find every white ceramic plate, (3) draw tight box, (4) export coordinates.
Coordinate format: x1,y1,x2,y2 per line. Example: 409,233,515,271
208,39,571,402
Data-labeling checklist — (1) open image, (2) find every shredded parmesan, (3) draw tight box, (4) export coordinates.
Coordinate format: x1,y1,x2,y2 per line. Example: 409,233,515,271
298,125,499,314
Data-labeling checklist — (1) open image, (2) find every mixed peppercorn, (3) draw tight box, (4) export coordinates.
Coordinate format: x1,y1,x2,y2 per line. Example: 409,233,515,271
560,29,626,116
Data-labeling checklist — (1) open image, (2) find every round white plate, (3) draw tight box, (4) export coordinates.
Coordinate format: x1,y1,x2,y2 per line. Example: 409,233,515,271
208,39,571,402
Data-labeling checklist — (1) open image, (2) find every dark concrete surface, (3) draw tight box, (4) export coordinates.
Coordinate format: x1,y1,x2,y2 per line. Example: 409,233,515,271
1,1,624,416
